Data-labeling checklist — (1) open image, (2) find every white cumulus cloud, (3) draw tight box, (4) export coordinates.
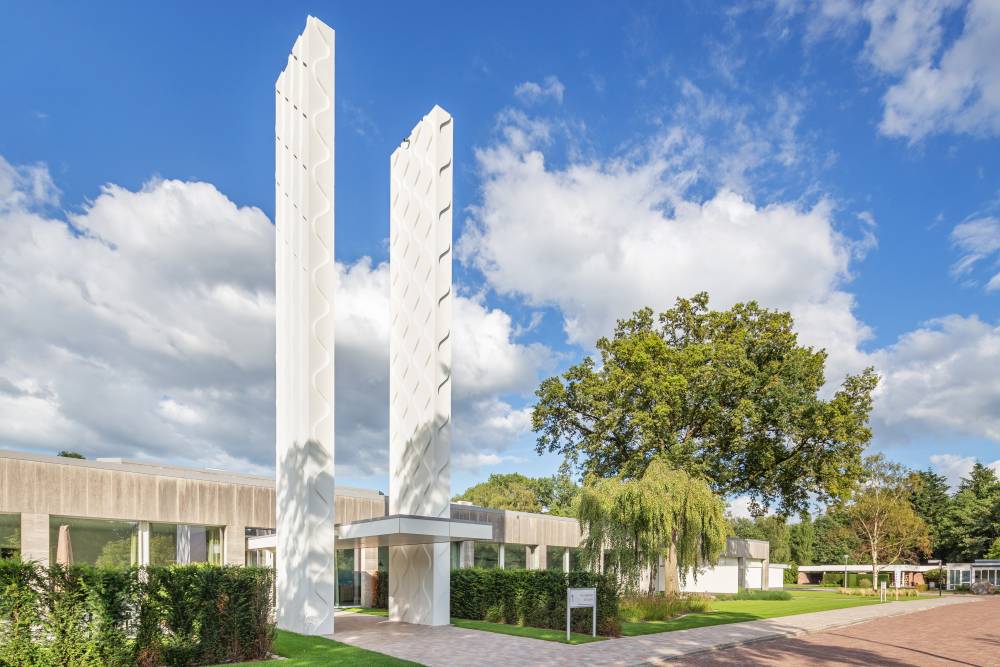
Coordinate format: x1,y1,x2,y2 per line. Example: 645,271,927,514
930,453,1000,489
514,76,566,105
459,110,873,387
0,155,548,478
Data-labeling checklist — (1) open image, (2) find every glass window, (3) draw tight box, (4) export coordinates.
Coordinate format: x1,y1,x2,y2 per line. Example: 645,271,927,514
245,527,275,537
546,546,566,571
474,542,499,569
49,517,139,567
149,523,223,565
0,513,19,560
504,544,527,569
451,541,461,569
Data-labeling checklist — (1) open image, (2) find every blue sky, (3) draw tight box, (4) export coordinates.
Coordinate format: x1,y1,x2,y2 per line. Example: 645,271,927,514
2,1,1000,504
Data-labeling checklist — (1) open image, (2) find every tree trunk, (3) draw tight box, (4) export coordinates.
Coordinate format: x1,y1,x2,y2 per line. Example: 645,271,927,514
664,541,680,596
871,545,878,591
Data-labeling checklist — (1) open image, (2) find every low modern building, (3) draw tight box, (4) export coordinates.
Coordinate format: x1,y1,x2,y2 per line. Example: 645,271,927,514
797,563,937,588
679,538,787,594
0,449,786,602
945,560,1000,589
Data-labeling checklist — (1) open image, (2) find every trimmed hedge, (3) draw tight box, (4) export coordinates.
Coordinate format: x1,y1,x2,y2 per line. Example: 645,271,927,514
450,569,620,636
0,560,274,667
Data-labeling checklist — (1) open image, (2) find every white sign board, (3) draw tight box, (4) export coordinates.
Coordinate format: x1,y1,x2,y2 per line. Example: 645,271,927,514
568,587,597,608
566,587,598,640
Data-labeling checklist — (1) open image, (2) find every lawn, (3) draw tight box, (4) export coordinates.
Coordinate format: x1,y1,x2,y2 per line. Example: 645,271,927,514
621,589,909,637
220,629,419,667
340,606,389,617
451,618,606,644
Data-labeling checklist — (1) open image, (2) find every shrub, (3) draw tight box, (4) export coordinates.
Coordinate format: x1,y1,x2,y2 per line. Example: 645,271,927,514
783,565,797,585
372,570,388,609
836,586,919,597
0,561,274,667
619,594,711,622
450,569,620,636
717,589,792,601
923,568,944,585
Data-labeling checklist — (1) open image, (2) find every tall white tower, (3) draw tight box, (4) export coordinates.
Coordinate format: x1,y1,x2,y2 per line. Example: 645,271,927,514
388,105,454,625
274,15,336,636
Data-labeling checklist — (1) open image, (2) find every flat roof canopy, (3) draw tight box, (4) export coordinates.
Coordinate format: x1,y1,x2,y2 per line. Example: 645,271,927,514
243,515,494,551
335,514,493,549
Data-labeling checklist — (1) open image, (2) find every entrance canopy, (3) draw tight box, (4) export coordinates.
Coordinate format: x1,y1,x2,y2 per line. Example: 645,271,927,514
245,515,492,552
336,515,491,549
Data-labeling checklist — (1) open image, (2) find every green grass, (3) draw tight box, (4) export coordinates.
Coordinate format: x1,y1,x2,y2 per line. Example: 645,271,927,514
220,629,419,666
340,606,389,617
451,618,607,644
621,590,903,637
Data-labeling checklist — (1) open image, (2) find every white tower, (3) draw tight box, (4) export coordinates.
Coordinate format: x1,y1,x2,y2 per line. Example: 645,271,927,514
274,15,336,636
388,106,454,625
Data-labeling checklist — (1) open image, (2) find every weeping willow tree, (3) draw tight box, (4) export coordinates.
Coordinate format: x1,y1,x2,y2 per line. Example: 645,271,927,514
578,456,728,595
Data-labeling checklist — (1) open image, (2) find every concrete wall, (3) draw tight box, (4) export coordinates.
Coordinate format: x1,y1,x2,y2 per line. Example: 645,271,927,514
768,565,786,589
0,451,274,531
681,557,740,594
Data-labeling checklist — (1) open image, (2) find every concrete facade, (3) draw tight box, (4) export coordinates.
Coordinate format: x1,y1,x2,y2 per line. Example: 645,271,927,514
274,15,337,637
388,105,455,626
0,450,274,567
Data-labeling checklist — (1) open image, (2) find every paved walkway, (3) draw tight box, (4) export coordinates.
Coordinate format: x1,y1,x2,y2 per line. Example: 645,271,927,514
331,595,979,666
669,594,1000,666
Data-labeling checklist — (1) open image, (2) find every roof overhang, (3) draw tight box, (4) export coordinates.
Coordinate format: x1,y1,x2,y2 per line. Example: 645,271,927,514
336,514,493,548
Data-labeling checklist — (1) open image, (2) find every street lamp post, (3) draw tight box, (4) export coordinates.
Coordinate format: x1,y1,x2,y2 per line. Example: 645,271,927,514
843,554,849,590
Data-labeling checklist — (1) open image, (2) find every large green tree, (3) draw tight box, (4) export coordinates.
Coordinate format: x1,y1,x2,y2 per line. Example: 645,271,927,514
940,463,1000,561
906,468,951,559
844,456,930,588
812,511,860,564
453,473,579,517
533,294,878,516
577,456,728,594
789,517,815,566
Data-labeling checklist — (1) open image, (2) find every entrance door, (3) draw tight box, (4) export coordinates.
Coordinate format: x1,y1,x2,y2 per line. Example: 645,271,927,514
335,548,359,607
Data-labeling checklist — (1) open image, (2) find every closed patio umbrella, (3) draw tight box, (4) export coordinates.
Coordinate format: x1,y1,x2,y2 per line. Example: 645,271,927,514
56,524,73,565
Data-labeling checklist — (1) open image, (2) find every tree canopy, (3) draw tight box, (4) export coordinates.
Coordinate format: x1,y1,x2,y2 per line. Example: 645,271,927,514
906,468,950,560
939,463,1000,562
577,456,728,594
844,455,930,587
533,293,878,516
453,473,578,517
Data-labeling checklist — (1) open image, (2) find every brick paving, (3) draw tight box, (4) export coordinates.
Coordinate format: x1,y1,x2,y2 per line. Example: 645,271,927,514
331,595,981,666
669,594,1000,667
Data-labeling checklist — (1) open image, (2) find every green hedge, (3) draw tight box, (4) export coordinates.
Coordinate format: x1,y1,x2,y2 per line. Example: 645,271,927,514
0,560,274,667
450,569,620,636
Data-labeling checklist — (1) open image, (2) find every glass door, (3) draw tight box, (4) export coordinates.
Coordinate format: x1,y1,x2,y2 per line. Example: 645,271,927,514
335,547,360,607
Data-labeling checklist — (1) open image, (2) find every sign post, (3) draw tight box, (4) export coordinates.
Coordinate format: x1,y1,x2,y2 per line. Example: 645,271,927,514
567,587,597,642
